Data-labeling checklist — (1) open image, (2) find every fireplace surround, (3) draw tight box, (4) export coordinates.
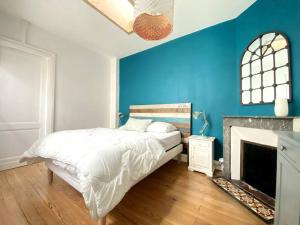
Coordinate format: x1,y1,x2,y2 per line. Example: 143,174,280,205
223,116,295,179
221,116,299,219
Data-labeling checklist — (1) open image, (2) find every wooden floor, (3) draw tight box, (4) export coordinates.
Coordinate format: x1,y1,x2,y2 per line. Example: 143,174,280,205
0,161,266,225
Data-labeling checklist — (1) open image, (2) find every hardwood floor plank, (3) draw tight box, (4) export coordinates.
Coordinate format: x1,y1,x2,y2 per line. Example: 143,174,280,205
0,161,266,225
0,172,30,225
19,165,95,225
5,170,48,225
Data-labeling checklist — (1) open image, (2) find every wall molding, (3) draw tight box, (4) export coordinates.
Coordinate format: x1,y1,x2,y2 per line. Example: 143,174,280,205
0,156,27,171
109,57,119,128
214,160,223,171
180,154,188,163
231,126,277,180
0,35,56,136
0,35,56,170
20,19,30,43
173,153,188,163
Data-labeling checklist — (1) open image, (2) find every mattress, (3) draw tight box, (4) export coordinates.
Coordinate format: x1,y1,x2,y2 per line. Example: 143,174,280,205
149,131,181,151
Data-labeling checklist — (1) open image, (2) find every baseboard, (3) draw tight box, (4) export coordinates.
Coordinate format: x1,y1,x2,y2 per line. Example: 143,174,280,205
180,154,188,163
214,160,223,171
0,156,27,171
173,153,188,163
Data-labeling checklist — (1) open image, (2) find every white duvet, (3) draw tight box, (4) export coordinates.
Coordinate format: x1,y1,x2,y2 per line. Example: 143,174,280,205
20,128,165,220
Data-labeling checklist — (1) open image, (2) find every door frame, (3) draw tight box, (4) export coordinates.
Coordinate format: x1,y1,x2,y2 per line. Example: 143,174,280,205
0,36,56,170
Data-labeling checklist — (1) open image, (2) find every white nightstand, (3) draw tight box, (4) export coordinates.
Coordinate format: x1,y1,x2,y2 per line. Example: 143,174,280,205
188,135,215,177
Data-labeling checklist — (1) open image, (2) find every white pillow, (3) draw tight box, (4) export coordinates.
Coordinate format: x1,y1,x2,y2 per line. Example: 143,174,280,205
146,122,177,133
122,118,152,132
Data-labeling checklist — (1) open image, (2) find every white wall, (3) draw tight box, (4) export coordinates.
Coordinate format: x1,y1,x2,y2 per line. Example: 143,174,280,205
0,11,112,131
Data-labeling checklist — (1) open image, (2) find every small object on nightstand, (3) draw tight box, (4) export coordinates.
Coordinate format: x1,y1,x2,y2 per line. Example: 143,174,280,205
192,111,209,136
188,135,215,177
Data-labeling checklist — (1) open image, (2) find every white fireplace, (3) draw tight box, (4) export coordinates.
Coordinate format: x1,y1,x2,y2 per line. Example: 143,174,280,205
230,126,278,180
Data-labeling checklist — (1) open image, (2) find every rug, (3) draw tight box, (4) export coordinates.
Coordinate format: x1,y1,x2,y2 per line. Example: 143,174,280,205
212,177,275,223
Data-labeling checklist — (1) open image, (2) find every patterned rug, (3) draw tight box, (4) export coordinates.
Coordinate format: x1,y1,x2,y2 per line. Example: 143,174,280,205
212,177,275,223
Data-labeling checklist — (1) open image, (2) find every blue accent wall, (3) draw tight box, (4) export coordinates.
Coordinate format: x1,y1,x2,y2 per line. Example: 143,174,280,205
235,0,300,116
120,0,300,159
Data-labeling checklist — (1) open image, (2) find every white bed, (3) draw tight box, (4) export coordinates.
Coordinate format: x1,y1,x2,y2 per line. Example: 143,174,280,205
45,132,182,193
21,103,191,225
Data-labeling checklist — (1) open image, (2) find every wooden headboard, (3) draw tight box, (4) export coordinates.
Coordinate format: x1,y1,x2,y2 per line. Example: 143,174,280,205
129,103,192,150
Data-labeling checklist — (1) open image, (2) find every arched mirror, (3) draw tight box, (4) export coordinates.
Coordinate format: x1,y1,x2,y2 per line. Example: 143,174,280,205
241,32,291,105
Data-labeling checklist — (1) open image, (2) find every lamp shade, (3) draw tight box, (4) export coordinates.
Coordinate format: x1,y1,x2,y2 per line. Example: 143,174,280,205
274,98,289,117
133,0,174,40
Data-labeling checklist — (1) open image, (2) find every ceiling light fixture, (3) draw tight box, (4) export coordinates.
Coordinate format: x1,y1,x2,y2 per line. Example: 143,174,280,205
84,0,174,41
132,0,174,41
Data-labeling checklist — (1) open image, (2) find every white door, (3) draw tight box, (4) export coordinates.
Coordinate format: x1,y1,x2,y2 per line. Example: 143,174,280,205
0,37,55,170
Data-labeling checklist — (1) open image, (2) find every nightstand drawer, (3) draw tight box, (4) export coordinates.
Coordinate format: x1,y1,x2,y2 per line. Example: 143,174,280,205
189,144,208,153
190,140,209,148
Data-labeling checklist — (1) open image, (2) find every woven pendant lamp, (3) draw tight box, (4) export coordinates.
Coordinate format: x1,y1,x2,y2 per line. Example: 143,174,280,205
133,0,174,40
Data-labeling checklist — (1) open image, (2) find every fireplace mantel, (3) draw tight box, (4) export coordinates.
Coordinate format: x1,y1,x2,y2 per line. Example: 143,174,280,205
223,116,297,179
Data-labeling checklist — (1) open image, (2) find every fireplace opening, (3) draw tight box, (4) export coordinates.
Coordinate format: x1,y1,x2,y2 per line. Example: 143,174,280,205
241,141,277,199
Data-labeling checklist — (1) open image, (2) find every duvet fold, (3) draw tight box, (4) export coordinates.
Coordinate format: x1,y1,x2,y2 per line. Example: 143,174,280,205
20,128,165,220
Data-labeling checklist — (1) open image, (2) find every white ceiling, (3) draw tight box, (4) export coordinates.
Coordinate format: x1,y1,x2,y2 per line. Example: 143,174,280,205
0,0,256,58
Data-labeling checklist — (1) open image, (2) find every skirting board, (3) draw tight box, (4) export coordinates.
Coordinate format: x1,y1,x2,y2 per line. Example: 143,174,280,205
173,153,188,163
0,156,27,171
214,160,223,171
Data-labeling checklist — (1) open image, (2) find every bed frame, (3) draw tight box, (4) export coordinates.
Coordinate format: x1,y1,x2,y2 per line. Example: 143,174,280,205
47,103,191,225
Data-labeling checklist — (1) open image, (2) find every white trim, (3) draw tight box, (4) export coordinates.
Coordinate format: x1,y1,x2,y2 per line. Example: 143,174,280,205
0,36,56,170
43,52,56,135
214,160,223,171
0,122,40,131
0,35,56,57
20,20,30,43
293,118,300,132
180,154,188,163
173,153,188,163
230,126,278,180
109,57,119,128
0,35,56,136
0,156,28,171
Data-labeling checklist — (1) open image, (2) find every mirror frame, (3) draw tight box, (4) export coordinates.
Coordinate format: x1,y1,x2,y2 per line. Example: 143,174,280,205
240,31,292,105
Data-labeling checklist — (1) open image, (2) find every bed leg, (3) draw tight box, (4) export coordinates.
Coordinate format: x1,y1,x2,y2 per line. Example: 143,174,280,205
47,169,53,184
98,216,106,225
